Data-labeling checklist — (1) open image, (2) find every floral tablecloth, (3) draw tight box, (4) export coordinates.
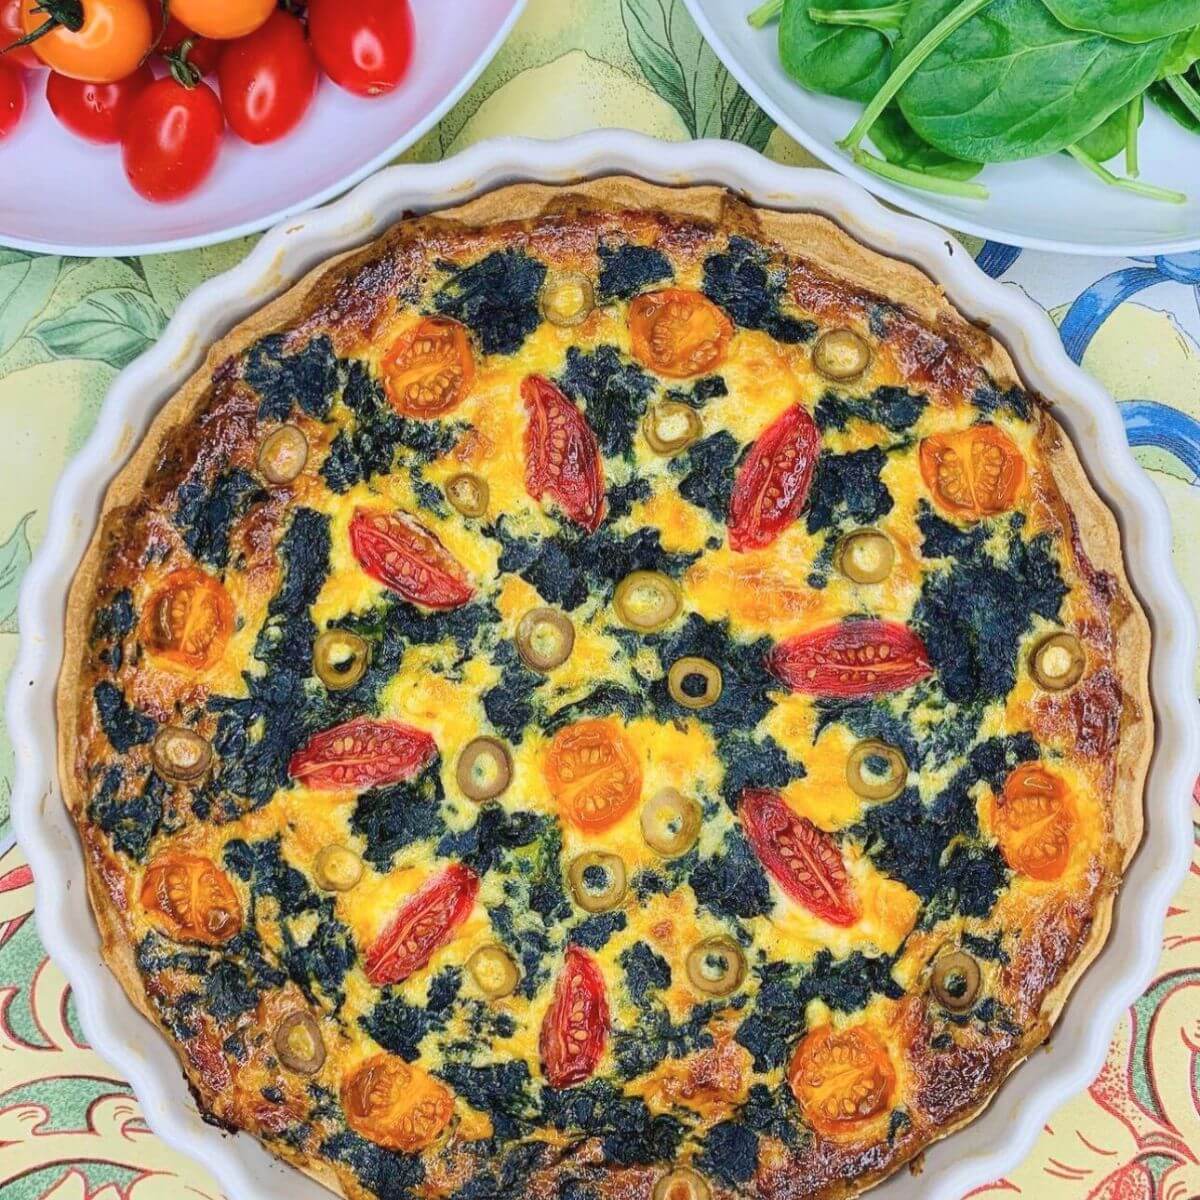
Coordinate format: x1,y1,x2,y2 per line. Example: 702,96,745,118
0,3,1197,1199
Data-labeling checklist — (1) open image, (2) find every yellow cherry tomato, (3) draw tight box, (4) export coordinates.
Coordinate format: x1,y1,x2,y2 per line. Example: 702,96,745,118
168,0,274,39
21,0,151,83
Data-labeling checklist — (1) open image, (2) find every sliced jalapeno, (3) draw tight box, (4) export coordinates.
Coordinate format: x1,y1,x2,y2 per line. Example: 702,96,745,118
931,950,982,1013
837,529,895,585
614,571,681,633
846,740,908,802
668,657,722,710
567,851,627,913
152,726,212,783
446,472,489,519
1030,631,1085,692
813,329,871,381
313,630,369,692
686,937,744,997
457,737,513,802
644,400,702,456
258,425,308,484
516,607,575,672
641,788,701,857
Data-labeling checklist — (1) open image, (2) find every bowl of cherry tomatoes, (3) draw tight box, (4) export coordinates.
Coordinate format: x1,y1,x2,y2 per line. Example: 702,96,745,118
0,0,527,254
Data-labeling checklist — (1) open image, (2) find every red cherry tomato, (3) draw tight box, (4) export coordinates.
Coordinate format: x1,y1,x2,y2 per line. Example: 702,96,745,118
350,508,474,610
0,0,40,68
540,946,609,1088
288,716,437,792
768,620,933,699
159,16,221,76
728,403,821,552
0,64,24,137
740,788,859,926
46,63,151,143
121,76,223,202
306,0,413,98
365,864,480,986
522,375,606,533
218,10,316,144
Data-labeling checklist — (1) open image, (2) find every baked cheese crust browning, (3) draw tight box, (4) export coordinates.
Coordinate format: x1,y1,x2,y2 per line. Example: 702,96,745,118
58,180,1152,1200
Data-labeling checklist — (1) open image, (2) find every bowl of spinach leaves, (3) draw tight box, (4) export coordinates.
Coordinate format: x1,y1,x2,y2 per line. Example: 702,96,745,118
682,0,1200,253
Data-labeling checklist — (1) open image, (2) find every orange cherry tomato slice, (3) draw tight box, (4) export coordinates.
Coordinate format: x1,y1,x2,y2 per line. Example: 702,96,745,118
140,569,233,672
767,620,932,699
919,425,1025,522
21,0,151,82
788,1025,896,1139
994,762,1075,881
740,788,858,926
383,317,475,419
540,945,609,1089
349,508,474,610
543,719,642,833
288,717,437,793
628,288,733,379
342,1054,454,1152
168,0,273,39
141,853,242,946
364,863,480,986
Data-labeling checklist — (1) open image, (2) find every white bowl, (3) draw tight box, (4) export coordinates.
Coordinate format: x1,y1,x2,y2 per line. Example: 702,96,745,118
0,0,526,257
682,0,1200,256
8,133,1199,1200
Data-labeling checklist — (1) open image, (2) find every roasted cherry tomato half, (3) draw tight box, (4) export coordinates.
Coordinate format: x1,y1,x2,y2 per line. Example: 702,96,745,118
122,77,224,202
383,317,475,419
543,719,642,833
522,375,606,533
728,403,821,552
919,424,1025,522
540,945,609,1089
0,0,40,67
342,1054,454,1152
218,9,316,144
141,853,242,946
768,620,932,699
21,0,151,81
994,762,1075,881
788,1025,895,1138
628,288,733,379
364,863,480,986
169,0,273,40
0,64,24,138
307,0,414,98
288,716,437,792
740,788,858,926
349,507,474,610
46,63,150,143
140,568,233,672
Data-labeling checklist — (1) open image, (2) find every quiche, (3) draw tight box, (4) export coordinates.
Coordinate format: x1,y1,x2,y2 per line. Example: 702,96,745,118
59,179,1151,1200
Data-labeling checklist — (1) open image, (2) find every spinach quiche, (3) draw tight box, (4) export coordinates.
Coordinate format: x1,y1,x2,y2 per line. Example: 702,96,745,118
59,179,1151,1200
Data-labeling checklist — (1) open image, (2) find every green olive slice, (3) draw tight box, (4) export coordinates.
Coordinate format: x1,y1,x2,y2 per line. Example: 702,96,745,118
567,851,627,913
152,726,213,783
467,944,520,999
846,740,908,802
257,425,308,485
313,845,364,893
930,950,982,1013
274,1010,326,1075
653,1167,713,1200
1030,631,1085,692
813,328,871,381
540,270,596,327
837,529,895,585
516,607,575,672
686,937,744,997
457,737,513,802
644,401,702,456
614,571,682,633
446,472,489,518
641,789,701,857
313,630,369,692
667,657,723,710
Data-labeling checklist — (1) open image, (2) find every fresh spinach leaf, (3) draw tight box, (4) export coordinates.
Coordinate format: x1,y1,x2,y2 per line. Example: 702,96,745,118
869,103,983,179
779,0,896,103
1040,0,1200,44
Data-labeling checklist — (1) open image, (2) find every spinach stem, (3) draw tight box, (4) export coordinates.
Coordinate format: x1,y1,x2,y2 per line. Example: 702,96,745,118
1065,146,1186,206
851,147,989,200
1125,95,1142,179
840,0,995,152
747,0,784,28
808,3,907,31
1165,73,1200,125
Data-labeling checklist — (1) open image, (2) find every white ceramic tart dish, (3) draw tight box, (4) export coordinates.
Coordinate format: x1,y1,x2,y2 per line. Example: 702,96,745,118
9,134,1199,1200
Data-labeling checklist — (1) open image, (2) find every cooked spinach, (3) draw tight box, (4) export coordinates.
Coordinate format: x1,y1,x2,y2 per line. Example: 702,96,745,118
90,766,163,860
556,346,656,459
702,237,816,343
805,447,894,535
351,763,447,871
245,333,343,422
173,467,262,569
671,430,740,525
815,384,927,433
433,250,546,356
596,241,672,301
94,682,155,752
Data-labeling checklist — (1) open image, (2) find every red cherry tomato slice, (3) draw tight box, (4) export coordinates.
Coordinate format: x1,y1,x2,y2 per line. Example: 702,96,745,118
0,64,24,138
306,0,413,98
364,863,480,986
288,717,437,792
522,375,606,533
768,620,933,699
349,508,474,610
218,10,317,145
0,0,40,68
740,788,859,926
728,404,821,552
46,64,151,143
540,946,609,1089
121,77,224,202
